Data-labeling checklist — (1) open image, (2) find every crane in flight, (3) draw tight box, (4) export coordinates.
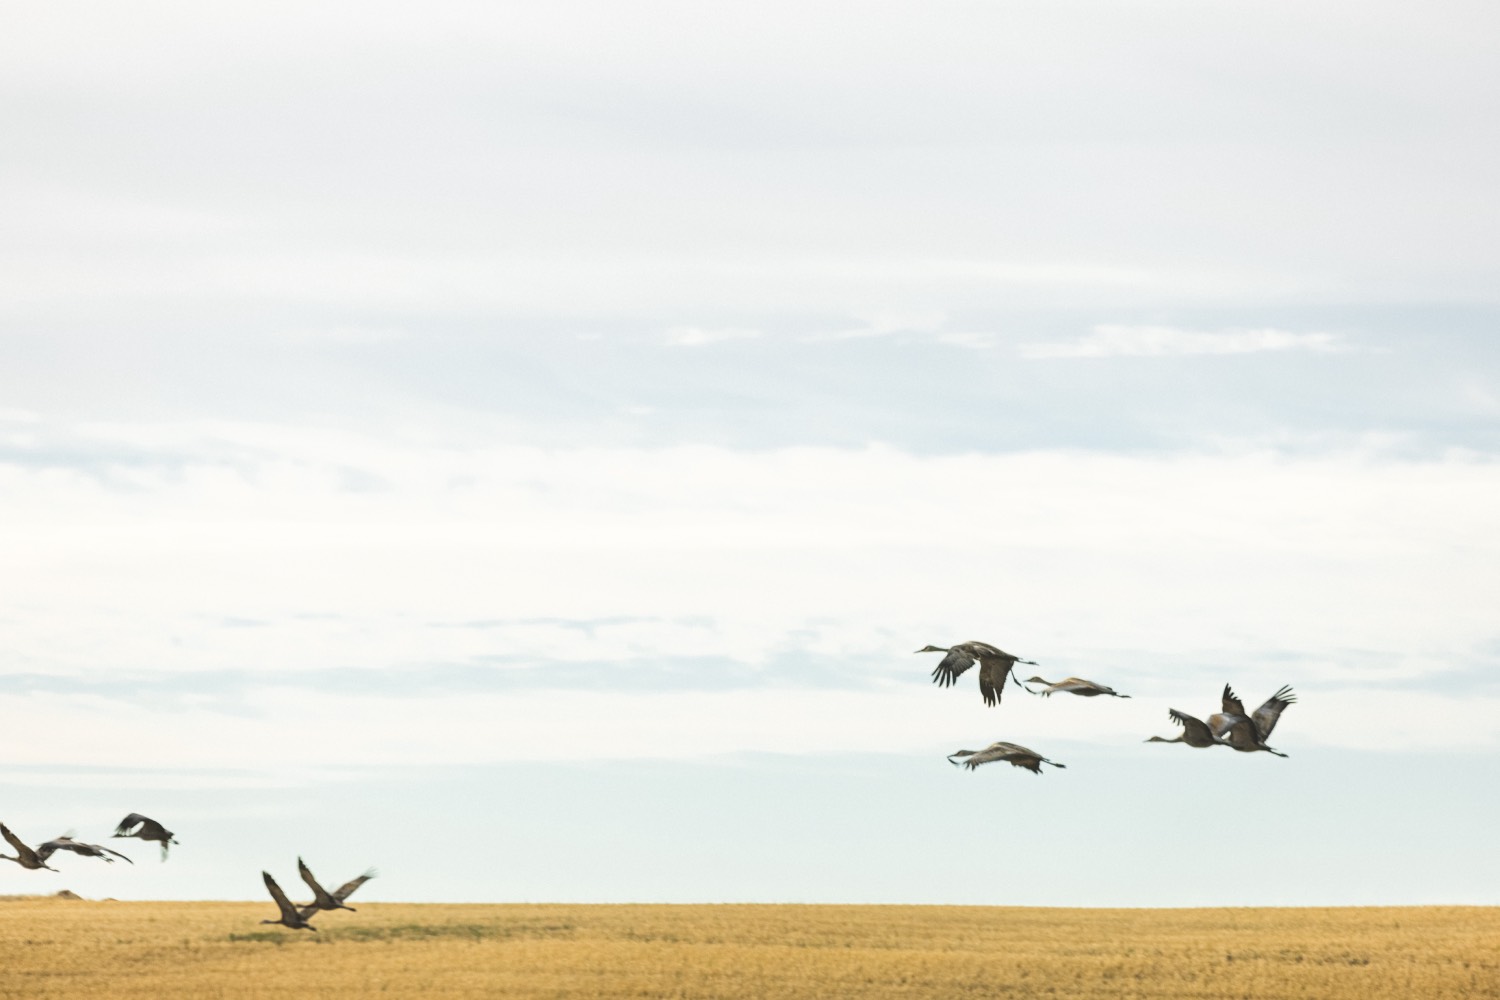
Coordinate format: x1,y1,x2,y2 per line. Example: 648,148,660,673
918,641,1036,707
1022,676,1130,698
112,814,179,861
946,741,1067,774
1208,684,1295,757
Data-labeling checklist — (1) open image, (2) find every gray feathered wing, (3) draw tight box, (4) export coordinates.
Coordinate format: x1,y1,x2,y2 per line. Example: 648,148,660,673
1252,685,1296,739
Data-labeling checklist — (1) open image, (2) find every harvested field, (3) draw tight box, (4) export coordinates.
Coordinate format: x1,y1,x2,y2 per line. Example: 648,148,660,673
1,898,1496,999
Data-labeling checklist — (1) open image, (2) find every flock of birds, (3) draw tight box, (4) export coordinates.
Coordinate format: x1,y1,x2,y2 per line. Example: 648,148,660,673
1,813,177,870
260,860,378,932
918,640,1296,774
0,811,374,931
2,641,1291,922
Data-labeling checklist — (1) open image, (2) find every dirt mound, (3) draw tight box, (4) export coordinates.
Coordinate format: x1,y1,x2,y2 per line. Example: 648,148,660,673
54,889,84,900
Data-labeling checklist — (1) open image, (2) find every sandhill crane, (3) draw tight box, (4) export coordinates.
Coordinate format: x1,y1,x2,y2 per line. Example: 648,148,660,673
1145,709,1231,749
0,823,58,872
37,835,134,865
112,813,178,861
297,863,377,920
260,871,317,931
918,641,1036,707
1208,684,1295,757
1023,676,1130,698
946,741,1067,774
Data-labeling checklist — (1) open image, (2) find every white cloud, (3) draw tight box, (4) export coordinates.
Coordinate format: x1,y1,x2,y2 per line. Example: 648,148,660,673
662,326,762,346
1021,325,1352,359
806,312,997,348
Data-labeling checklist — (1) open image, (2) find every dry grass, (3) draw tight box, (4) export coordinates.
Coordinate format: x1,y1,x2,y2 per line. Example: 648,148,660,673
1,897,1496,999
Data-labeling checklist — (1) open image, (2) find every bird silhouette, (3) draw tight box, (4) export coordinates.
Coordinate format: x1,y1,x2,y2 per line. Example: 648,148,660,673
297,862,377,920
37,834,134,865
1023,676,1130,698
112,814,179,861
919,641,1036,707
0,823,58,871
946,741,1066,774
260,871,317,931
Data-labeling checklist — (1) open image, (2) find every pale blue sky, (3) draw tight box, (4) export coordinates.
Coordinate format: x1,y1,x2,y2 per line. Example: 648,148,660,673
2,0,1498,906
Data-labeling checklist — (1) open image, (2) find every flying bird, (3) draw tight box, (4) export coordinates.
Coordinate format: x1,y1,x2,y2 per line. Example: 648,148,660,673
37,835,134,865
918,641,1036,707
1208,684,1295,757
260,871,317,931
1023,676,1130,698
0,823,58,871
297,862,378,920
947,741,1067,774
112,813,179,861
1145,709,1231,749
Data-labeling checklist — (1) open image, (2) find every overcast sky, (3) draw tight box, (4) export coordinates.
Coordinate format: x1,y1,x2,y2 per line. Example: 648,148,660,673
3,1,1499,907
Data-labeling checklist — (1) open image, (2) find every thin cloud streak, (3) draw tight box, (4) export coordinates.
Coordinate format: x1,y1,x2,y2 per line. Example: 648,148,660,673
1021,325,1352,358
662,326,762,346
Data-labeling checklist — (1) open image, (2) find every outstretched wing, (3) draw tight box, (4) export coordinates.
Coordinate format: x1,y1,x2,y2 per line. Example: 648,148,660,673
0,823,37,864
37,838,134,864
977,659,1000,707
960,744,1009,769
331,869,377,904
298,857,336,907
36,838,79,862
1168,709,1216,744
263,871,300,922
977,652,1019,707
113,814,148,837
1252,685,1296,739
1220,684,1246,717
930,647,977,687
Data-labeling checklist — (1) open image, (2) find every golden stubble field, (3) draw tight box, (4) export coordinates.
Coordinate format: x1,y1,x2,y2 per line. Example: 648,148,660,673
0,897,1496,999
